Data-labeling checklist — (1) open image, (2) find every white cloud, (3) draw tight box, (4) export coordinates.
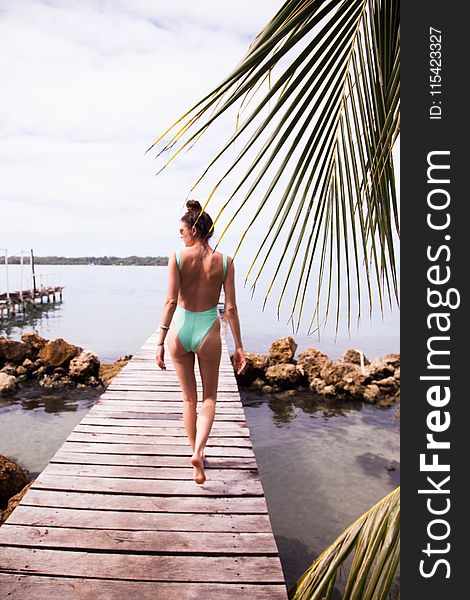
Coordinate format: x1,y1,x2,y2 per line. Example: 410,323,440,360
0,0,282,255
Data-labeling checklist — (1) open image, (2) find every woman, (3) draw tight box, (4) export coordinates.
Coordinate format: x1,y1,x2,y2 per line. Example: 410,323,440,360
155,200,246,484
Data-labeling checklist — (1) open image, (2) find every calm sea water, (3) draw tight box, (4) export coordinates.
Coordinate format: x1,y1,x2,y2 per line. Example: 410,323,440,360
0,264,400,591
0,264,399,360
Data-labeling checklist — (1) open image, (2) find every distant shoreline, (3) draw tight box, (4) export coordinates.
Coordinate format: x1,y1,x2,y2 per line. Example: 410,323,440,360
5,256,169,266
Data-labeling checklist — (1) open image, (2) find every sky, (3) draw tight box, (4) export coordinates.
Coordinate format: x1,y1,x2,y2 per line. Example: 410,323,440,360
1,0,284,258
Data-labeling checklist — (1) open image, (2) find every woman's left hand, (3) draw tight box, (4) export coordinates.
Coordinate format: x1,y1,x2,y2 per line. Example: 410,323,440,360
156,344,166,370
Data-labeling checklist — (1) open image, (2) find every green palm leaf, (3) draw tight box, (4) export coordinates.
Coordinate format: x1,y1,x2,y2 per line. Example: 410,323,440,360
148,0,400,333
288,486,400,599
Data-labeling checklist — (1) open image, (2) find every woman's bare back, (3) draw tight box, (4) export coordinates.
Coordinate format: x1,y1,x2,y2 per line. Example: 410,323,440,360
177,248,226,311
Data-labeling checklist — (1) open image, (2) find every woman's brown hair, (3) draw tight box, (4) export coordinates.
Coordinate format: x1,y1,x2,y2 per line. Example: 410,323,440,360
181,199,214,241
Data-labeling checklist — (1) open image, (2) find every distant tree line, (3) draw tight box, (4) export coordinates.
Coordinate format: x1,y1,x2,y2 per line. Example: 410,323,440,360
7,256,169,266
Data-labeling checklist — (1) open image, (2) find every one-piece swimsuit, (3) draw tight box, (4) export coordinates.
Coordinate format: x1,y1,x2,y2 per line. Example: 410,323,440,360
173,250,227,352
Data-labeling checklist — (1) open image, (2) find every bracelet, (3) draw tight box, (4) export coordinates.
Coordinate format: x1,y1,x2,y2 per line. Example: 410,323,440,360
157,342,164,346
159,324,169,330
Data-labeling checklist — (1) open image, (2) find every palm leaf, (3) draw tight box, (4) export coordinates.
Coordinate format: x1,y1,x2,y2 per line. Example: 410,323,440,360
148,0,400,333
288,486,400,599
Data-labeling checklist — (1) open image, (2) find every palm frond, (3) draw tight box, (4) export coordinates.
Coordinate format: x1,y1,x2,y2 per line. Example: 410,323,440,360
148,0,400,333
288,486,400,600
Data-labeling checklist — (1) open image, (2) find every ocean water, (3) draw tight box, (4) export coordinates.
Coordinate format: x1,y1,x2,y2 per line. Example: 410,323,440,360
0,264,400,591
0,264,399,361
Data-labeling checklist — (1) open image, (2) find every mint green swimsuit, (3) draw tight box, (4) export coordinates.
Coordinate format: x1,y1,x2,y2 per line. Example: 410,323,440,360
173,250,227,352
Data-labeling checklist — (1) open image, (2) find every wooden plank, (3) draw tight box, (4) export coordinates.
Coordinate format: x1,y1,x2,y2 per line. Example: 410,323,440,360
0,525,278,554
30,473,263,496
16,489,269,514
0,548,285,583
85,411,247,422
49,451,257,469
66,432,253,447
0,575,288,600
73,424,250,437
44,464,258,481
58,442,254,457
80,417,248,428
6,506,273,532
91,403,245,413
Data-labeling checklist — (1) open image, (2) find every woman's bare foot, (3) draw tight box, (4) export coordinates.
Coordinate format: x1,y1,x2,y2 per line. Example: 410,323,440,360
191,452,206,484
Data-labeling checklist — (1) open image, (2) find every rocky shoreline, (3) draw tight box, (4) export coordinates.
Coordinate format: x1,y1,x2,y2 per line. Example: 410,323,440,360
234,336,400,407
0,333,132,394
0,333,132,524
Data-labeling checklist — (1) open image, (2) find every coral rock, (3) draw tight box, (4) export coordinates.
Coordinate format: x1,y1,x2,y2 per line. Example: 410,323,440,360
0,454,30,510
0,373,17,395
298,348,333,380
265,363,303,389
268,336,297,365
69,351,100,380
38,338,81,368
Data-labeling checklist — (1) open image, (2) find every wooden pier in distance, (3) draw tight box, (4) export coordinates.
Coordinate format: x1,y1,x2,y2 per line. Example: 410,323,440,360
0,330,288,598
0,286,64,319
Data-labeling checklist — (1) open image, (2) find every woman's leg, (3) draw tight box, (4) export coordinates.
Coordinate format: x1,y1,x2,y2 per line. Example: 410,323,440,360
167,327,197,453
191,318,222,481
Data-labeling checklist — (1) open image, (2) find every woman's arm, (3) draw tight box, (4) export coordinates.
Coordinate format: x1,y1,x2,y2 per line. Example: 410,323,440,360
156,251,180,370
223,257,246,375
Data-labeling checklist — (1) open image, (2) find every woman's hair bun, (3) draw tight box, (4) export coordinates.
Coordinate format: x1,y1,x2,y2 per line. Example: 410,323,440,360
186,199,202,211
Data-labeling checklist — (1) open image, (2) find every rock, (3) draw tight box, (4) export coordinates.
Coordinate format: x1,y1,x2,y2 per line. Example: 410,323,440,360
262,385,273,394
309,377,326,394
320,361,362,396
85,376,102,387
32,366,47,378
0,338,33,364
249,377,266,390
234,352,268,386
298,348,333,380
0,373,17,395
15,365,27,376
0,454,30,509
21,332,47,352
1,363,17,376
22,358,34,371
375,376,400,393
340,348,370,366
364,354,400,382
1,480,35,524
69,351,100,380
38,338,81,368
265,363,303,389
363,384,381,403
39,374,74,388
268,336,297,365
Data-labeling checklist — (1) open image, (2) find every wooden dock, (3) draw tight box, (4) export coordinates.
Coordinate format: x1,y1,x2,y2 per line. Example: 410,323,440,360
0,331,288,598
0,286,63,319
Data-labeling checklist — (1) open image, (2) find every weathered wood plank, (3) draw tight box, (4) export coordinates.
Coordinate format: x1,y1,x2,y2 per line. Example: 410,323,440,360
66,432,253,447
85,410,247,422
74,424,250,437
91,403,245,414
16,489,269,514
44,463,258,481
58,442,255,457
30,473,263,496
80,417,248,428
50,451,257,469
6,506,273,532
0,574,288,600
0,548,286,582
0,525,278,554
